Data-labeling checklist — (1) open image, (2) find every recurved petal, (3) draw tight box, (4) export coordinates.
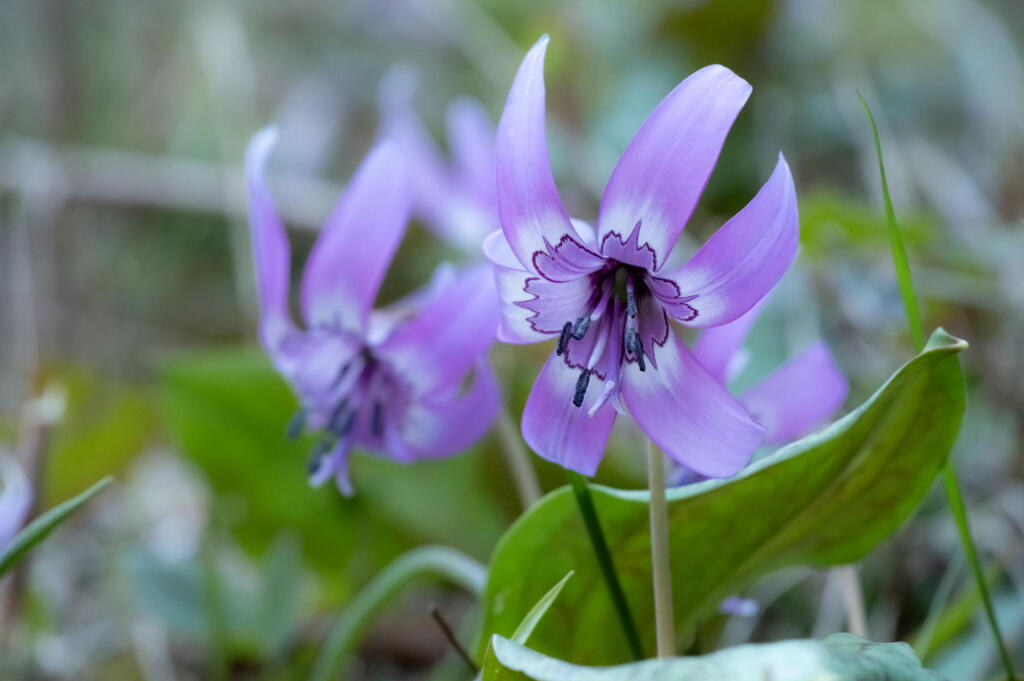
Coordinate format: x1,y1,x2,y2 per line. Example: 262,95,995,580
690,299,764,385
522,352,618,476
245,128,294,348
376,264,499,396
740,341,848,445
300,141,411,334
400,361,500,459
597,65,751,271
379,70,457,237
483,230,592,344
448,96,498,211
497,36,597,277
655,155,798,328
622,331,763,478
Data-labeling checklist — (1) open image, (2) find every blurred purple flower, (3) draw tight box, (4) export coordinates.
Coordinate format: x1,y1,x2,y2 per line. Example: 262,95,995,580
380,68,498,254
719,596,760,617
485,37,799,477
246,129,500,495
0,456,31,550
692,301,849,446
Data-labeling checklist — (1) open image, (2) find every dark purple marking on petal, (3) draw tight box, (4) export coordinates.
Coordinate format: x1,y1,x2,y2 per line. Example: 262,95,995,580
648,275,699,322
531,233,605,282
599,220,659,272
515,274,600,335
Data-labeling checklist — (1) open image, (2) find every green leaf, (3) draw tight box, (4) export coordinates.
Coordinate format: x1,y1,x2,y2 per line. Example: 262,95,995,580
512,572,574,645
39,366,154,508
0,476,112,576
485,633,945,681
479,329,967,665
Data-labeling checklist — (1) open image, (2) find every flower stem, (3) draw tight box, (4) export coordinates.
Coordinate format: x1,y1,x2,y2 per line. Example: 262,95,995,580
566,471,644,660
860,93,1016,680
310,546,486,681
836,565,868,637
646,439,675,657
495,404,542,509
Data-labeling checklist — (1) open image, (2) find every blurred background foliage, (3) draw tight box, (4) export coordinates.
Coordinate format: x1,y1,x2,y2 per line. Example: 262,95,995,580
0,0,1022,679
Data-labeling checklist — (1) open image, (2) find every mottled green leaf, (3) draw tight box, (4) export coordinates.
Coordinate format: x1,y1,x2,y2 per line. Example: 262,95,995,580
480,329,967,664
485,633,946,681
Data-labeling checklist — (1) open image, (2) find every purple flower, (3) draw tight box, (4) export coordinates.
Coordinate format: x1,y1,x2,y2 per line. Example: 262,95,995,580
485,37,799,478
0,455,31,550
246,129,501,495
380,70,498,253
692,300,849,446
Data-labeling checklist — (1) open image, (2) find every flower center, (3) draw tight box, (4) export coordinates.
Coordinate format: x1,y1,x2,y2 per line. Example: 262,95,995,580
556,263,650,411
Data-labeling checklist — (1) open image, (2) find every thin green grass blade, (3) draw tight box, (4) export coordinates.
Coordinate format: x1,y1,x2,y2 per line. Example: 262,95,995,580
858,93,1017,681
0,476,113,576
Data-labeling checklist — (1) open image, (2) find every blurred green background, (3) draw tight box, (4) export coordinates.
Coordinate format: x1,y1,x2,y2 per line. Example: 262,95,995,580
1,0,1022,679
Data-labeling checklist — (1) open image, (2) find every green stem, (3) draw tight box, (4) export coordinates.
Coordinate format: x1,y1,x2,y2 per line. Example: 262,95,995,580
860,93,1016,681
310,546,486,681
646,440,675,657
567,471,644,660
495,404,542,509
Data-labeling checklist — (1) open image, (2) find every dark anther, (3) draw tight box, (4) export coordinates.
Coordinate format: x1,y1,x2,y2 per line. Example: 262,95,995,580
556,321,572,356
328,401,356,437
372,400,385,438
571,315,590,340
573,369,591,407
285,408,306,439
306,438,334,476
626,328,647,372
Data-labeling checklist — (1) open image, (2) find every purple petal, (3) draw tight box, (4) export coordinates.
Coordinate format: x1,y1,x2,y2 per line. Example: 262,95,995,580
496,36,602,279
483,230,593,344
740,340,848,444
400,361,500,459
447,96,498,212
622,331,763,478
522,352,618,476
376,264,499,396
720,596,760,617
379,69,455,235
654,155,798,327
0,456,32,549
245,128,294,348
597,65,751,270
300,141,411,333
691,299,765,385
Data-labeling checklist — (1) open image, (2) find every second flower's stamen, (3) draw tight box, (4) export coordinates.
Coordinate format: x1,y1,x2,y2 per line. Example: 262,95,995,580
286,408,306,439
328,399,357,437
306,438,334,476
573,369,591,407
372,400,385,438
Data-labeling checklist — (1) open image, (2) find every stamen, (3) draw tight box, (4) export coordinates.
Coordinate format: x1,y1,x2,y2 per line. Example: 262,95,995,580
589,281,613,322
372,400,385,438
285,408,306,439
328,402,356,437
587,379,617,417
626,275,638,319
306,438,334,476
626,328,646,372
556,321,572,356
573,369,591,407
571,315,590,341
